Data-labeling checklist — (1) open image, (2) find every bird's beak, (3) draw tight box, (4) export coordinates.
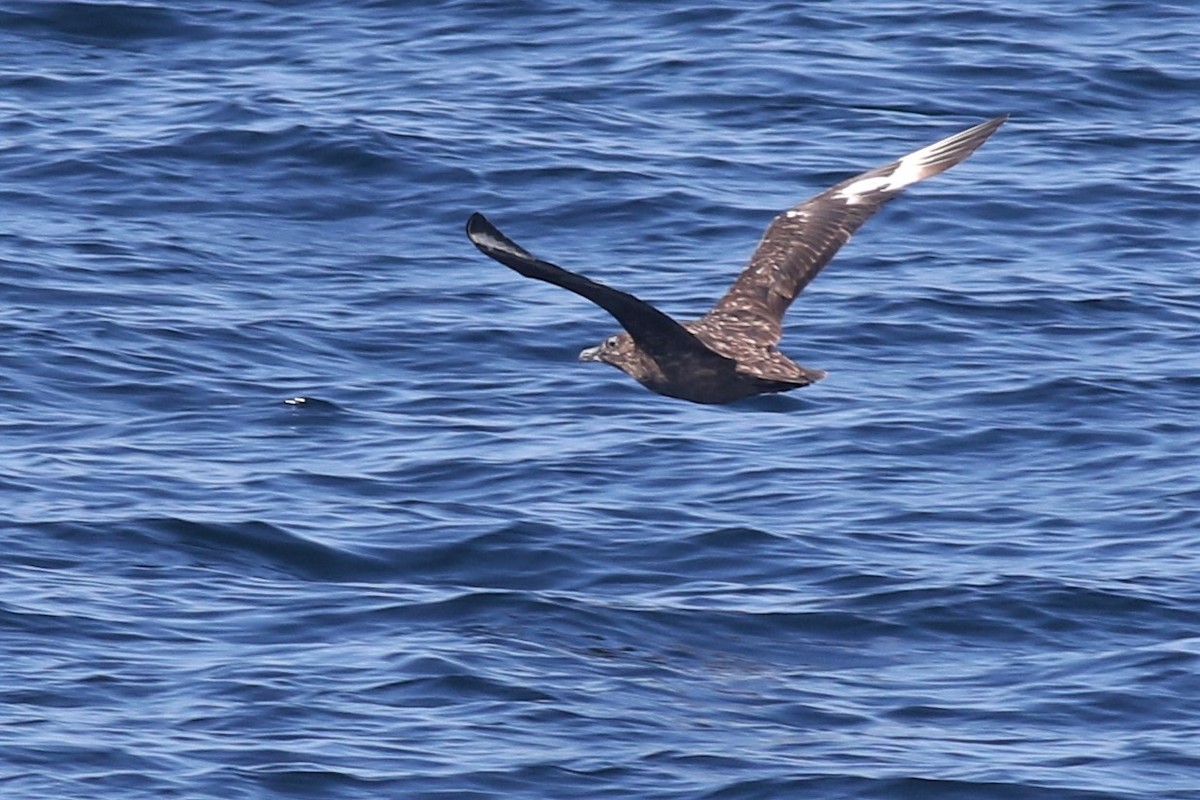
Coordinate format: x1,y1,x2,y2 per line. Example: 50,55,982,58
579,345,601,362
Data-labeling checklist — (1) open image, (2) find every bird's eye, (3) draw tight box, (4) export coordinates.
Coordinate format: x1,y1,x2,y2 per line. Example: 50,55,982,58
605,337,619,350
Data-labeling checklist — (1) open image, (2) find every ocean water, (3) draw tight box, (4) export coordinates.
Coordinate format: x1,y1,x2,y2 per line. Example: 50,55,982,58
2,1,1199,798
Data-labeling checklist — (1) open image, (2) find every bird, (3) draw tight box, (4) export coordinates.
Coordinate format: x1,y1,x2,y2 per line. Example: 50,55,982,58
466,115,1007,405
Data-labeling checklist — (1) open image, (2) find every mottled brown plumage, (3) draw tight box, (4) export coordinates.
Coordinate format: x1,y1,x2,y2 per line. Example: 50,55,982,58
466,115,1006,404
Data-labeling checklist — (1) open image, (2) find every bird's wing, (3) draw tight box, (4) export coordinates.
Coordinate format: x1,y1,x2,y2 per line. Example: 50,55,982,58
466,213,736,369
700,115,1008,346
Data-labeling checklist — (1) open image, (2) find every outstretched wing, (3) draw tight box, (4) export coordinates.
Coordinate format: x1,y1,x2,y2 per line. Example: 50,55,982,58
466,213,736,369
700,115,1008,346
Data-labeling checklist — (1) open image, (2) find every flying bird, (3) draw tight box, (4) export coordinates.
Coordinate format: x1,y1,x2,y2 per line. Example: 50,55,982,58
466,115,1006,405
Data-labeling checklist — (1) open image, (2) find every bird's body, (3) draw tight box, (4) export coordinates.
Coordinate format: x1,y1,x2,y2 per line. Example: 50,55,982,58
467,115,1007,405
575,319,823,405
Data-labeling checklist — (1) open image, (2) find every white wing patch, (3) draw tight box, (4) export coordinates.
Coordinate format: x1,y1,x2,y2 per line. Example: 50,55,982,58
833,136,944,204
833,175,892,203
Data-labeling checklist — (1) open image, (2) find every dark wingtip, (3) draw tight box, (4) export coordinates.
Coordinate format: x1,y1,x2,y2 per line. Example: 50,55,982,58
466,212,507,253
465,211,489,240
985,113,1010,131
971,114,1010,142
464,212,543,269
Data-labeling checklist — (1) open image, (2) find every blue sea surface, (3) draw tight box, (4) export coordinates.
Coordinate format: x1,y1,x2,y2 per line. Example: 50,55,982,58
2,1,1199,798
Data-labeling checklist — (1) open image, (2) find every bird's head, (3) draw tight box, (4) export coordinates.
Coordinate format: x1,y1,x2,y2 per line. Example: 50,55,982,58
579,332,637,368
